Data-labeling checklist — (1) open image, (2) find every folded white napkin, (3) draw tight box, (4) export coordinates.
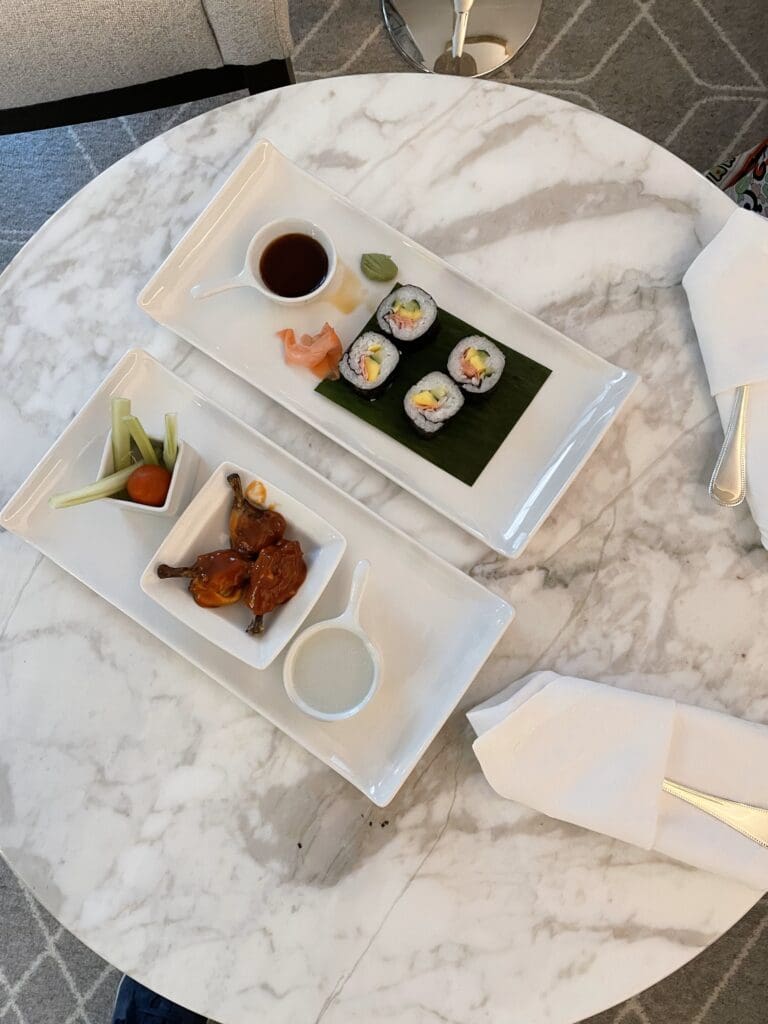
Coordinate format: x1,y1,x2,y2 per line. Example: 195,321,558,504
468,671,768,890
682,206,768,546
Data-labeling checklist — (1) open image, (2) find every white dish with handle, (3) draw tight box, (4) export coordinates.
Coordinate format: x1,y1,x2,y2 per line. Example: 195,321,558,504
283,559,381,721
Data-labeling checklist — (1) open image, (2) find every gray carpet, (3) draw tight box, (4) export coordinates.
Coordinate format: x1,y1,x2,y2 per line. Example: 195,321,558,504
1,1,767,1022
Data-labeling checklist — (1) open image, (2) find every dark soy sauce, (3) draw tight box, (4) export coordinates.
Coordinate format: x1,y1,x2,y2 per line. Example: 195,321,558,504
259,233,329,298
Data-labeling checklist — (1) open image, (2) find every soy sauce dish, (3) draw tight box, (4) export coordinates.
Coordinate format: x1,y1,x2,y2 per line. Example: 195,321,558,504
191,217,337,306
254,219,336,303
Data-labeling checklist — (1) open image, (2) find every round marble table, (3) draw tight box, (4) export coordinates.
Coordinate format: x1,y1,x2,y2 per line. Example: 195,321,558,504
1,74,762,1024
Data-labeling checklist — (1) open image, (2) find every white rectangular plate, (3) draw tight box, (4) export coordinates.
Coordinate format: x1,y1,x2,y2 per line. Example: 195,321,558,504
0,350,513,806
139,140,638,557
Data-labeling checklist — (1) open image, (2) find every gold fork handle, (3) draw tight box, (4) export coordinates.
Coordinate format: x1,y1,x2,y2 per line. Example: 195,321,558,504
662,778,768,848
709,384,748,507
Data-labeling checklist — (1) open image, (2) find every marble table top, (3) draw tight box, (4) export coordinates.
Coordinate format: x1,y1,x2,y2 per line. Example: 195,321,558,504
0,74,762,1024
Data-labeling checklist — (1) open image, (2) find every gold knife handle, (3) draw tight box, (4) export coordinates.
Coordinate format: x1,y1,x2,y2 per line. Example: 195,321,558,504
662,779,768,848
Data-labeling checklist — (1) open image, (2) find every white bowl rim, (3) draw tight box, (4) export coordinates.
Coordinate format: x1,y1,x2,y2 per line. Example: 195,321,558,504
139,460,347,670
97,430,192,513
282,618,381,722
245,216,337,305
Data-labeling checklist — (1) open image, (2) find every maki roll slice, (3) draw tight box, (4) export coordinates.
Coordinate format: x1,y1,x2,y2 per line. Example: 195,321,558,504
339,332,400,399
376,285,438,348
404,372,464,436
447,336,506,396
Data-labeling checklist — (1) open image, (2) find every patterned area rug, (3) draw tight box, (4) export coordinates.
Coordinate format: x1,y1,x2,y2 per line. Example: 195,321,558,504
1,1,767,1022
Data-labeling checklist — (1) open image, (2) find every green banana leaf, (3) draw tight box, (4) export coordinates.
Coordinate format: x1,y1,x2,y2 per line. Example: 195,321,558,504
316,291,552,486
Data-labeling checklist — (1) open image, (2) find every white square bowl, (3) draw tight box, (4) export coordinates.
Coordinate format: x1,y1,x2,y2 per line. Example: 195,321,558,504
140,461,346,670
97,430,198,517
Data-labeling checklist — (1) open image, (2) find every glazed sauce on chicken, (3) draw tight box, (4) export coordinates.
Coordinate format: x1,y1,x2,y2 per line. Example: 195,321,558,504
259,233,329,298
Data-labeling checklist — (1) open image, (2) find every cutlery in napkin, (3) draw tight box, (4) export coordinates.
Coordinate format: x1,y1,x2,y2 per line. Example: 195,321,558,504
468,671,768,889
682,206,768,546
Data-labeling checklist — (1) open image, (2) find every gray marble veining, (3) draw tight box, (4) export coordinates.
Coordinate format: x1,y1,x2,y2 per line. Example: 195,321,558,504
0,75,760,1024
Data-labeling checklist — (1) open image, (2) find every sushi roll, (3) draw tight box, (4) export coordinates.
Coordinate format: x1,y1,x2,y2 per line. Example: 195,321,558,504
339,332,400,398
404,372,464,436
376,285,438,348
447,336,506,395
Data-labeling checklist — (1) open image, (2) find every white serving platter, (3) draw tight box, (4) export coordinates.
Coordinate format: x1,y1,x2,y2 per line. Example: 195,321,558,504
0,349,513,806
138,139,638,558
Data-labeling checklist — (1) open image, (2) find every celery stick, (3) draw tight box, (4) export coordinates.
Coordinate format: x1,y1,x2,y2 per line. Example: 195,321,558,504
163,412,178,472
111,397,132,471
123,415,159,465
49,463,143,509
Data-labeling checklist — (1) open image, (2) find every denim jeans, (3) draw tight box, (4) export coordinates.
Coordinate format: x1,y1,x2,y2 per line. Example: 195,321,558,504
112,977,207,1024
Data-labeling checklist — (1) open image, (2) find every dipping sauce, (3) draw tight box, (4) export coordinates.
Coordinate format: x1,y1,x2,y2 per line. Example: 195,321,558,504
291,628,375,715
259,232,329,298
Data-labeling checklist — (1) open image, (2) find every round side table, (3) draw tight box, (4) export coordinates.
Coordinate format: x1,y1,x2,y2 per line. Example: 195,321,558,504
0,75,758,1024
